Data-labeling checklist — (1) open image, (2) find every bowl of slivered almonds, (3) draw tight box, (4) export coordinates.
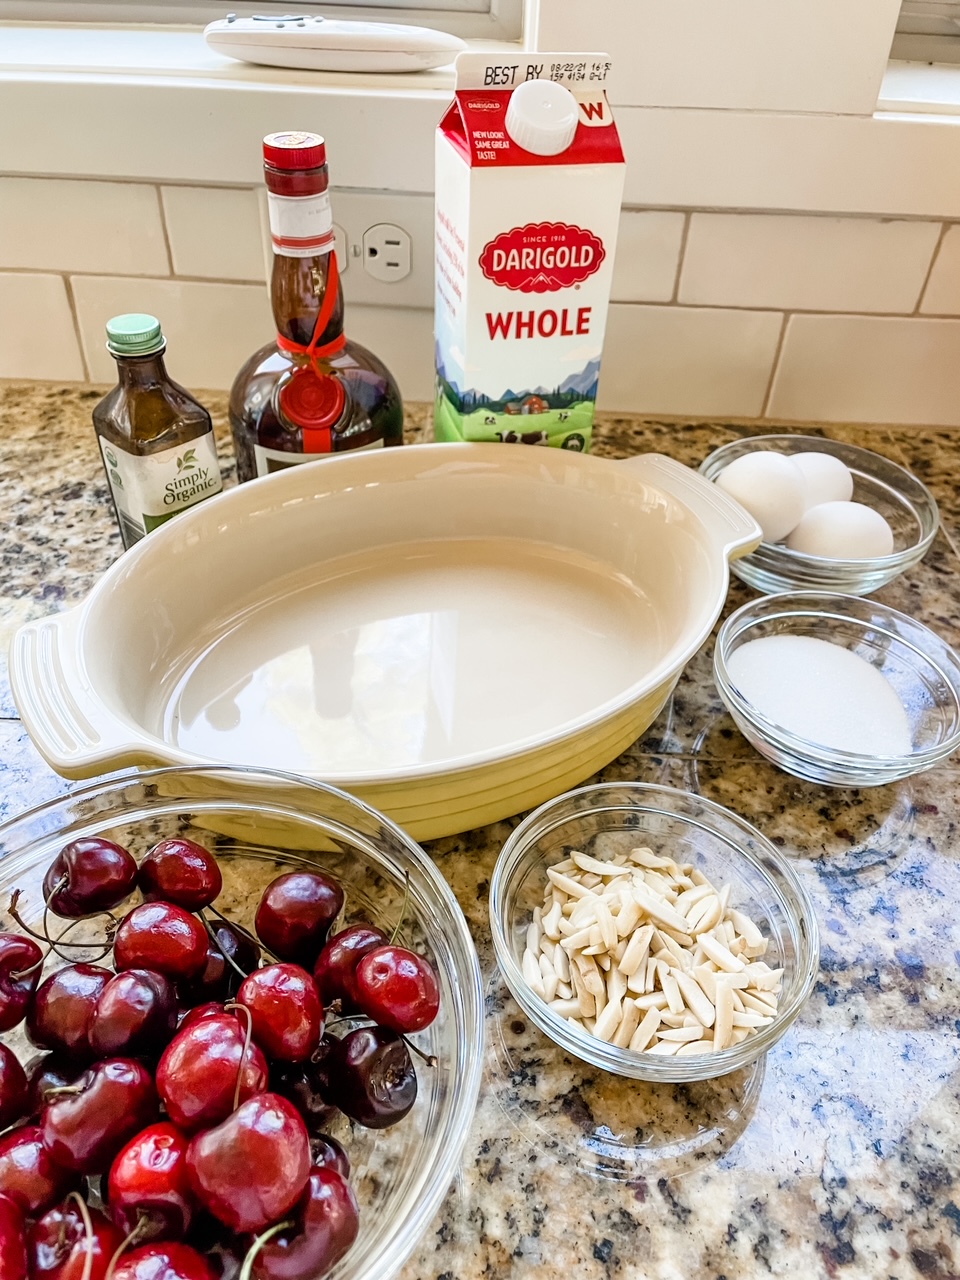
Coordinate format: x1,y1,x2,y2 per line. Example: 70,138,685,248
489,782,819,1082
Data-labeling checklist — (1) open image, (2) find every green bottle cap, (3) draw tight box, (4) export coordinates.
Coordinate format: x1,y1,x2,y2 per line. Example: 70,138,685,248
105,314,165,356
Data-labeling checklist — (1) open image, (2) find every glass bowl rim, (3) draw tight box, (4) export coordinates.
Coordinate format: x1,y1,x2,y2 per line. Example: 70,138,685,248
713,591,960,770
489,780,820,1083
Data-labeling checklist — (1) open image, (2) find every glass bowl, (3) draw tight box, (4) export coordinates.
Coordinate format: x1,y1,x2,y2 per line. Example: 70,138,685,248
713,592,960,787
698,434,939,595
489,783,819,1083
0,766,484,1280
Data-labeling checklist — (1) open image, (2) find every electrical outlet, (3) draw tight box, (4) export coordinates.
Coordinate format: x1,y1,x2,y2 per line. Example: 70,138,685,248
362,223,412,283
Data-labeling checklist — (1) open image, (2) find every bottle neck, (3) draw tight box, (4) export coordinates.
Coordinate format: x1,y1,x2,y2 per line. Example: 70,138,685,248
265,161,343,350
271,249,344,349
113,348,169,388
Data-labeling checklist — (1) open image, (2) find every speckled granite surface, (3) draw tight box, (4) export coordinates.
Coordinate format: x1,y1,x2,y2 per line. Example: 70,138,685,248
3,380,960,1280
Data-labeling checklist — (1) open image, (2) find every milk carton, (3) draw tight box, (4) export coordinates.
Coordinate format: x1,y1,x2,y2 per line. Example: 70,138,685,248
435,53,625,451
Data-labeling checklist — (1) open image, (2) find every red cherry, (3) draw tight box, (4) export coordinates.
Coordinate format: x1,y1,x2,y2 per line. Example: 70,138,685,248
0,1126,77,1215
138,840,223,913
114,904,207,982
354,944,440,1033
25,1056,81,1117
108,1122,195,1241
237,965,322,1064
156,1013,268,1132
0,1046,28,1130
40,1058,158,1175
112,1244,216,1280
254,873,343,967
325,1027,416,1129
29,1197,124,1280
313,924,386,1012
178,922,260,1008
43,839,137,919
186,1093,310,1234
0,934,44,1032
270,1060,336,1137
88,969,178,1059
27,964,112,1061
176,1002,225,1032
309,1135,349,1180
0,1191,27,1280
251,1166,359,1280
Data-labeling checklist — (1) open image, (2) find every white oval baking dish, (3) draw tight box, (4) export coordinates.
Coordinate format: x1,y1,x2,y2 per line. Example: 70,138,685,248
11,444,759,839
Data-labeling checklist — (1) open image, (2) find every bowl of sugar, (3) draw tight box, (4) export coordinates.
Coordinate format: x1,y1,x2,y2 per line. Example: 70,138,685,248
713,592,960,786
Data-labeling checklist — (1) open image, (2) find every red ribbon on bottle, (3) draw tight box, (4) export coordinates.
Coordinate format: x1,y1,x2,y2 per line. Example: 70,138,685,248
275,250,347,452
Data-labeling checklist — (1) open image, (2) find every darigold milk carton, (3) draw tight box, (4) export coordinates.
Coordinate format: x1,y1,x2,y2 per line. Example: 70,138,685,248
435,53,625,451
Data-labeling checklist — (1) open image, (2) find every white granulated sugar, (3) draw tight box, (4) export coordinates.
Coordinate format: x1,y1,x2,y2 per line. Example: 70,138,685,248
727,634,913,757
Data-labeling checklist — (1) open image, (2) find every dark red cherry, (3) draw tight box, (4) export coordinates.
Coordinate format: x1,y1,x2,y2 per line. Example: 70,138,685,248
178,922,260,1007
326,1026,416,1129
270,1060,336,1136
176,1002,225,1032
313,924,386,1012
114,904,207,982
108,1122,195,1241
254,873,343,967
0,1126,77,1215
0,934,44,1032
308,1135,349,1180
0,1046,28,1130
40,1058,158,1175
27,964,112,1061
186,1093,310,1234
88,969,178,1058
355,944,440,1033
138,840,222,913
43,838,137,919
25,1056,80,1117
112,1243,217,1280
237,965,322,1064
0,1191,27,1280
156,1013,268,1132
251,1166,359,1280
29,1198,124,1280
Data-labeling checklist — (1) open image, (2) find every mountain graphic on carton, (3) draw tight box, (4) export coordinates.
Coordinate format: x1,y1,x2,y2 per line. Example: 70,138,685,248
436,348,601,415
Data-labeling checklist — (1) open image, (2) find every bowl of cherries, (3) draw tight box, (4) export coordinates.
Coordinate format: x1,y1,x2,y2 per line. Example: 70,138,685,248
0,766,483,1280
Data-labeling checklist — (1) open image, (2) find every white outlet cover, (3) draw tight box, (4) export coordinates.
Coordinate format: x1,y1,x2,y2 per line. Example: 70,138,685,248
362,222,412,283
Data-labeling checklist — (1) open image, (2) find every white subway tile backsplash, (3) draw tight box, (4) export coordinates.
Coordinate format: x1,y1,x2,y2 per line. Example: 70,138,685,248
161,186,265,282
347,305,434,402
0,274,84,380
768,313,960,426
0,178,169,277
680,213,939,313
72,276,272,390
598,304,783,417
611,210,685,303
920,225,960,316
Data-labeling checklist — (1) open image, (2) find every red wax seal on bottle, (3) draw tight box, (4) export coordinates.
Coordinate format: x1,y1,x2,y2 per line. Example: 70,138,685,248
278,368,346,452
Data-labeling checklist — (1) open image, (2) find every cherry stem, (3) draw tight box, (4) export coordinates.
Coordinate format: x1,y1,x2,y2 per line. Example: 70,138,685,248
104,1215,151,1280
238,1219,295,1280
0,1118,27,1142
389,870,411,947
224,1000,254,1112
198,911,249,983
43,1082,86,1100
65,1191,95,1280
8,892,114,966
401,1034,437,1069
206,903,280,965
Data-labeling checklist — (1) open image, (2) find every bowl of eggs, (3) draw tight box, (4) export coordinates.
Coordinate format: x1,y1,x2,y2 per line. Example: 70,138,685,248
698,434,939,595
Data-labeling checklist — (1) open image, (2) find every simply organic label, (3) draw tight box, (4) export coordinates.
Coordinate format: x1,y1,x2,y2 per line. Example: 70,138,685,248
100,434,222,545
434,53,625,451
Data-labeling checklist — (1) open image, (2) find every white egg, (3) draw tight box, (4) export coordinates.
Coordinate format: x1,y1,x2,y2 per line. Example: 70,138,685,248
786,501,894,559
714,452,806,544
791,452,854,509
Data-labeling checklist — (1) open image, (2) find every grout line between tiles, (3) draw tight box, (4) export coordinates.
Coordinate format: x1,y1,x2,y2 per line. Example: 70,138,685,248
61,274,89,382
759,312,789,418
914,221,948,316
155,185,176,277
670,212,691,304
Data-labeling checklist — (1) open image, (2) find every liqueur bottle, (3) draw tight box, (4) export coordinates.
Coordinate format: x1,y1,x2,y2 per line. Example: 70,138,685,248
93,314,223,550
230,131,404,481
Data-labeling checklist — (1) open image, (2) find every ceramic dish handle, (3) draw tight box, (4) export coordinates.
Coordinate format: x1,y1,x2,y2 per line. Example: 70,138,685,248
9,608,149,778
618,453,762,561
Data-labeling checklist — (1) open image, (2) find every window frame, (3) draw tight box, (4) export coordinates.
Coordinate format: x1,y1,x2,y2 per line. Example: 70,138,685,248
894,1,960,62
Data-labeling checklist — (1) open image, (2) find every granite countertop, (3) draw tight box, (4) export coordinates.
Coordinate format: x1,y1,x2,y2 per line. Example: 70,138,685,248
3,381,960,1280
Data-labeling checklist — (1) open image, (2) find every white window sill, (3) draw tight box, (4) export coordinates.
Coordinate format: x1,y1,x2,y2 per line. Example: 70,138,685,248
879,58,960,115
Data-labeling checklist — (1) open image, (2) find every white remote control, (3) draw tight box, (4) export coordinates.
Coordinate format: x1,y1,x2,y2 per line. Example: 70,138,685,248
204,13,467,73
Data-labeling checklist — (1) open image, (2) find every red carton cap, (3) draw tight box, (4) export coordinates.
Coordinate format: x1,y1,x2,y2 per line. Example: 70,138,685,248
263,132,327,170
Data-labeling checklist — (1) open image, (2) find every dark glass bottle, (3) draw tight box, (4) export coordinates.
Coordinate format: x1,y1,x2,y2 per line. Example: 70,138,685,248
230,131,403,482
93,314,222,549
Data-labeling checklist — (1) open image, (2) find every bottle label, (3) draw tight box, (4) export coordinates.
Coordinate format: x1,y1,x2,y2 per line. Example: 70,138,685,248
99,434,223,545
268,191,335,258
253,439,384,477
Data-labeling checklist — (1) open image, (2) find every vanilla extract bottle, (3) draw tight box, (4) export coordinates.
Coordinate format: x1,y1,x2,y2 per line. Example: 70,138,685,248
230,132,404,481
